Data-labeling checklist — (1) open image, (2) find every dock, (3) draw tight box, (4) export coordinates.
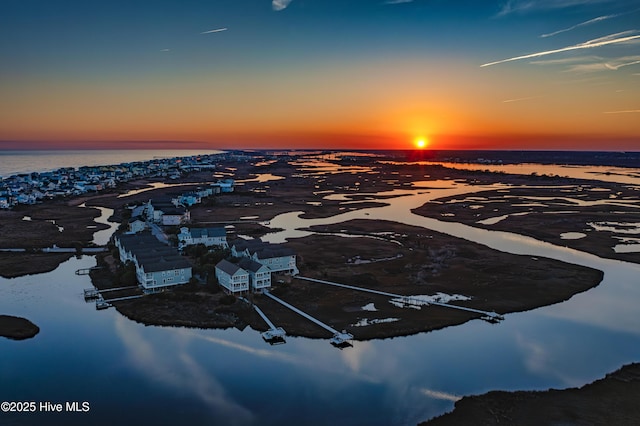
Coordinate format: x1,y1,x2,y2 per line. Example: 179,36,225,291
295,276,505,323
241,298,286,344
264,291,353,348
76,266,104,275
94,294,144,310
84,285,139,301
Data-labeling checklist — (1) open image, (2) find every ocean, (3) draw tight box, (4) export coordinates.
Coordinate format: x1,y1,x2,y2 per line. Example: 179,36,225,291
0,149,224,178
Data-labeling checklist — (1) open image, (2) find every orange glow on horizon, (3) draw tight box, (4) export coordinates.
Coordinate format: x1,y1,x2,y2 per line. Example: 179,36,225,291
415,137,429,149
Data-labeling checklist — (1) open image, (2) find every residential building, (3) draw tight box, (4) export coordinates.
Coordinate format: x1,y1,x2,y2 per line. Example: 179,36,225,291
114,233,192,291
178,227,227,249
231,239,299,275
238,257,271,292
215,259,249,294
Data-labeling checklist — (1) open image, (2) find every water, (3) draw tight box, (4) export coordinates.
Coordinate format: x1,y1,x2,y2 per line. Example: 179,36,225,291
2,160,640,425
0,150,223,177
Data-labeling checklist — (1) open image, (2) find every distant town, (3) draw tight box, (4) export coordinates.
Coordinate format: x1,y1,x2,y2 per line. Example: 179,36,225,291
0,152,243,209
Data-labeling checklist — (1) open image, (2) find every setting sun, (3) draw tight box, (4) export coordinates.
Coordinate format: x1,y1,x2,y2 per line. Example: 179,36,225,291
415,137,428,149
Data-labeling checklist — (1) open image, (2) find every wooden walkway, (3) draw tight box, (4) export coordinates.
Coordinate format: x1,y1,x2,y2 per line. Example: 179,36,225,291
240,298,286,344
295,276,504,323
264,291,353,347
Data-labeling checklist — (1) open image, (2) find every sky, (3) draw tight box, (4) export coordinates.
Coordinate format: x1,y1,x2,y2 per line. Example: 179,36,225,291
1,0,639,150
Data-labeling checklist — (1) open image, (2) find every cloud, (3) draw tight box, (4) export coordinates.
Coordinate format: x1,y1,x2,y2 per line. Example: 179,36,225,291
419,388,462,402
201,27,228,34
531,55,640,73
272,0,293,11
497,0,616,17
541,14,619,38
384,0,414,4
481,30,640,67
160,48,171,52
603,109,640,113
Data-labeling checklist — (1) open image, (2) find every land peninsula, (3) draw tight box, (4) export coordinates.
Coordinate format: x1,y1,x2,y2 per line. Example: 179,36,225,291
423,362,640,425
2,150,636,340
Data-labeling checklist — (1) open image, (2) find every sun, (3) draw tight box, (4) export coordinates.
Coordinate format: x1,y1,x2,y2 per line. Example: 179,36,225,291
414,137,429,149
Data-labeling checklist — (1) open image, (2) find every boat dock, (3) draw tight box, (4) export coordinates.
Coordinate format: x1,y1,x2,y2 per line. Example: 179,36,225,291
84,285,144,309
264,291,353,347
84,285,139,300
241,298,286,344
94,294,144,310
295,276,504,323
76,266,104,275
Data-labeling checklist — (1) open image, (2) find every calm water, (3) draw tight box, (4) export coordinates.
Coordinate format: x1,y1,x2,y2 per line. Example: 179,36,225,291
0,150,223,177
1,159,640,425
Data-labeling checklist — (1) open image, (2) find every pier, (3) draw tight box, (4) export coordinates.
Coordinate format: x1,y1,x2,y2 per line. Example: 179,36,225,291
84,285,139,300
264,291,353,347
75,266,104,275
295,276,504,323
241,298,286,344
94,294,144,310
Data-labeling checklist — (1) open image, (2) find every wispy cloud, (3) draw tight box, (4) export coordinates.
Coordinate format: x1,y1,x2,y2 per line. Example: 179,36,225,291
566,56,640,72
497,0,616,17
200,27,228,34
541,14,619,38
384,0,414,4
603,109,640,113
481,30,640,67
419,388,462,402
272,0,293,11
160,48,171,52
530,54,640,73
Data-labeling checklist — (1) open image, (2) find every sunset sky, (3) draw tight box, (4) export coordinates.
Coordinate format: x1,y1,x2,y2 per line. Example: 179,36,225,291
1,0,639,150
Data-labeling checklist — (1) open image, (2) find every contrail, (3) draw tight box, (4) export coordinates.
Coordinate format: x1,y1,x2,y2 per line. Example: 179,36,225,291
482,31,640,67
200,28,228,34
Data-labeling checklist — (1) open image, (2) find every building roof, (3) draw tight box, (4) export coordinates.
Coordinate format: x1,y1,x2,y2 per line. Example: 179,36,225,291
141,256,192,273
116,232,191,273
191,227,226,238
216,259,246,276
238,257,268,273
231,239,296,259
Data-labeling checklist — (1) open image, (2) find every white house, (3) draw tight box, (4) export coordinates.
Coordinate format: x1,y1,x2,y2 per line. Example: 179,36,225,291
231,239,299,275
178,227,227,249
215,259,249,294
114,233,192,291
238,257,271,292
147,199,190,225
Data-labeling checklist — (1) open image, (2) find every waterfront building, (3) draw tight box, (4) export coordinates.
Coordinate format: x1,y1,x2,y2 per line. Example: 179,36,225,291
215,259,249,294
178,227,228,249
114,233,192,291
147,199,190,225
231,239,299,275
238,257,272,292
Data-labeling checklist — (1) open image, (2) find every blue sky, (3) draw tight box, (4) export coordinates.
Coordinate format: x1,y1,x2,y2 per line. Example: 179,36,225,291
1,0,639,149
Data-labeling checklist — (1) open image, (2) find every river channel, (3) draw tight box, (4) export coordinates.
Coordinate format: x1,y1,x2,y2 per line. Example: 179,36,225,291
1,167,639,425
